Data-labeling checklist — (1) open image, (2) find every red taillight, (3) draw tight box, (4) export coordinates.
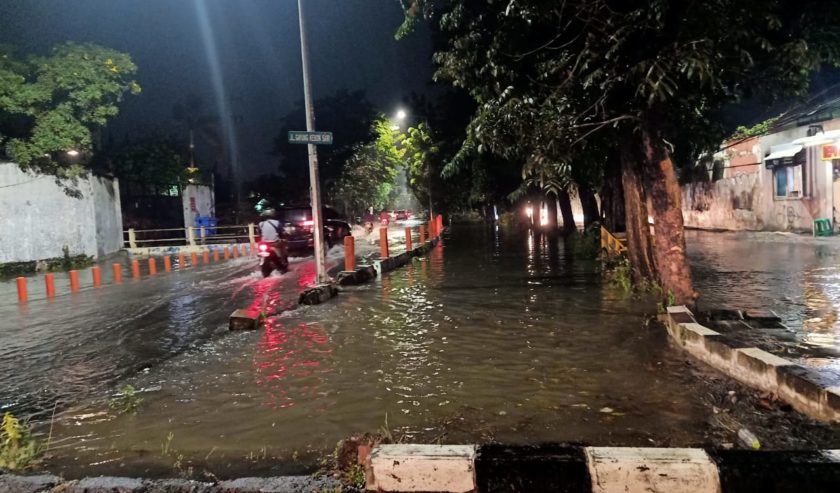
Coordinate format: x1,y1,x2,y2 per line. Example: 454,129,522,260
259,243,268,251
300,220,314,227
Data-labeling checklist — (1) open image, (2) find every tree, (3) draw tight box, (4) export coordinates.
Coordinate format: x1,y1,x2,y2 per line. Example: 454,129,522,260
91,135,192,187
0,42,140,177
272,90,377,204
331,118,403,218
400,0,840,306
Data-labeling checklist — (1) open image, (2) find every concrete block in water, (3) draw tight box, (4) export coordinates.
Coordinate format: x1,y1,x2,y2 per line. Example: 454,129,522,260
299,284,337,305
66,477,145,493
229,309,260,331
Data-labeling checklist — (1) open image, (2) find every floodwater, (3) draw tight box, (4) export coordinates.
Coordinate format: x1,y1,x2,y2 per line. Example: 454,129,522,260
1,227,839,478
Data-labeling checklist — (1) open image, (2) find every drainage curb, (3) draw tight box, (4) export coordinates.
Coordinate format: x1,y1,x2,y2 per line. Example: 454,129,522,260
364,444,840,492
665,306,840,422
0,475,343,493
373,238,439,277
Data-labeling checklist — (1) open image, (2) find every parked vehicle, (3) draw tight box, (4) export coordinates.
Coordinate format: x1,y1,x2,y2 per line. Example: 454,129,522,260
256,239,289,277
275,206,352,253
395,210,410,221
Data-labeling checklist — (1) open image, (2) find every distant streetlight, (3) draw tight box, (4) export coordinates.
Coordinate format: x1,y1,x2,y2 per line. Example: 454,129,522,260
395,109,407,121
66,150,79,157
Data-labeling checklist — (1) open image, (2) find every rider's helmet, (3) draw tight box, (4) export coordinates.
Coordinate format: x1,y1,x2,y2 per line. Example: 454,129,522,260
260,208,276,219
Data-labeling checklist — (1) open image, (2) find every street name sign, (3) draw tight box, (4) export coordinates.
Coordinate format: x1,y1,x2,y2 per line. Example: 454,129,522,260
288,131,333,145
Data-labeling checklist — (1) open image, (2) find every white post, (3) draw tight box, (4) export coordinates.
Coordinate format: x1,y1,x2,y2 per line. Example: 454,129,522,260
188,227,196,247
298,0,327,285
128,229,137,249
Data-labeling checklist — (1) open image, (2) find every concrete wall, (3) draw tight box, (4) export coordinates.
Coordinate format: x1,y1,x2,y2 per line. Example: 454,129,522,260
682,124,836,232
0,162,123,262
181,184,215,228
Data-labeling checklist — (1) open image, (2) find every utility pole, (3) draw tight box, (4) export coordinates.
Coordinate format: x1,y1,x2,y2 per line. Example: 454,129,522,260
297,0,327,284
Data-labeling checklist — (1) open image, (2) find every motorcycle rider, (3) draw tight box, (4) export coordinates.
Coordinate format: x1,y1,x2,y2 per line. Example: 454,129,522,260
362,206,376,234
258,208,288,259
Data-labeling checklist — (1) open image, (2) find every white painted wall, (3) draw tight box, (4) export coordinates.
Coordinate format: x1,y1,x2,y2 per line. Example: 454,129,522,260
682,123,836,232
0,162,123,262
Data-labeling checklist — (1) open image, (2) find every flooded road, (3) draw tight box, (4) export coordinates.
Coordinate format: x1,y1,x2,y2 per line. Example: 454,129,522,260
2,226,840,478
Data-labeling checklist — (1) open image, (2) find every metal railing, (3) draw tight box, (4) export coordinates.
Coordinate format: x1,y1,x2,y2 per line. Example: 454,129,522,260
600,225,627,256
124,224,257,249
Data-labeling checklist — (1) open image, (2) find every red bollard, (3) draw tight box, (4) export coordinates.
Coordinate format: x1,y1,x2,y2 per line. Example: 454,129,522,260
429,220,435,238
379,227,389,258
164,256,172,272
190,252,198,267
437,214,443,234
91,266,102,287
224,246,230,260
16,277,27,302
45,273,56,298
131,260,141,279
405,227,412,251
113,263,123,284
148,258,157,276
202,250,210,264
213,249,219,262
69,270,80,292
419,224,426,243
178,253,186,270
344,235,356,272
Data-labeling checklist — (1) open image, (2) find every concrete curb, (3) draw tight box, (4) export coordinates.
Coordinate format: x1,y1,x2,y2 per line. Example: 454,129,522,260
665,306,840,422
373,238,438,277
363,444,840,492
0,475,342,493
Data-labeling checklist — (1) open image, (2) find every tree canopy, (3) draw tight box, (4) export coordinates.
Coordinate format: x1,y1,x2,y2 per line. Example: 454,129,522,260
0,42,140,177
399,0,840,304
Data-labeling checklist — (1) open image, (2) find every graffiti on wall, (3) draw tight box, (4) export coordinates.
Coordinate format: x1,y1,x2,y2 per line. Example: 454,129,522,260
775,204,802,229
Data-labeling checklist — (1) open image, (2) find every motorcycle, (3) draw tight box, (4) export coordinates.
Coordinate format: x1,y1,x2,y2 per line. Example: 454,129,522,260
256,240,290,277
364,221,374,234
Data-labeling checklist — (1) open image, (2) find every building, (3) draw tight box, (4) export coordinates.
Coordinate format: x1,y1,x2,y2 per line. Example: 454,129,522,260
682,105,840,232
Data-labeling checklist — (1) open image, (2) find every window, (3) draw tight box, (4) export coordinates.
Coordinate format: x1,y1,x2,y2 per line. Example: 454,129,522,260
774,165,802,198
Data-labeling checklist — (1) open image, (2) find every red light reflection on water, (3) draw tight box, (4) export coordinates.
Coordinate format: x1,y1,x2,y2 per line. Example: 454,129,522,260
254,320,332,410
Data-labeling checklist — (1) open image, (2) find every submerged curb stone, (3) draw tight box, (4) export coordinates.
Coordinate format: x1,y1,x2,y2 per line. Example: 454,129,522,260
665,306,840,422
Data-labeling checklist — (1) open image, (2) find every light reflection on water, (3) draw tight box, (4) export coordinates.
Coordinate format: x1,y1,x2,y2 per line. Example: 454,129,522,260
19,227,840,478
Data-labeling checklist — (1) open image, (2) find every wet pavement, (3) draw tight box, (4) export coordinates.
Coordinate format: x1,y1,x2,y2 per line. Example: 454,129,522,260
1,226,839,478
687,230,840,378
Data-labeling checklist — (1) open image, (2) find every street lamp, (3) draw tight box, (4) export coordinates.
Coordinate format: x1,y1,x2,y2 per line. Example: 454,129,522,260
66,149,79,157
395,109,407,121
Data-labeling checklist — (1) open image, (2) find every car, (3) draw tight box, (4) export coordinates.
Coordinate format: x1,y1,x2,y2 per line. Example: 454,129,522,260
274,206,352,253
395,210,409,221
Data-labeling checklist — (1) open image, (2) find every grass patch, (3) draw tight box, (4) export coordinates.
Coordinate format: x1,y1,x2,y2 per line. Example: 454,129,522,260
0,412,41,471
108,384,143,414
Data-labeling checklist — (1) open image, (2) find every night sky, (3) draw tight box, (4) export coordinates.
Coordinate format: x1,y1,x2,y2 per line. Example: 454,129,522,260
0,0,438,179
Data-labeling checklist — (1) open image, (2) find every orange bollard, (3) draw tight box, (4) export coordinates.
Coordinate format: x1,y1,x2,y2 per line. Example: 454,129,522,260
203,250,210,264
178,253,186,270
164,256,172,272
437,214,443,234
224,246,230,260
45,273,56,298
16,277,27,302
113,263,123,284
190,252,198,267
419,224,426,243
405,227,413,251
379,227,389,258
429,221,435,238
69,270,80,292
344,235,356,272
233,244,239,257
148,258,157,276
131,260,141,279
213,249,219,262
91,266,102,287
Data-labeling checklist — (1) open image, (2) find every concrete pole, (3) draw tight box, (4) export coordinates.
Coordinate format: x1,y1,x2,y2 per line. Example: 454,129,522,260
298,0,327,285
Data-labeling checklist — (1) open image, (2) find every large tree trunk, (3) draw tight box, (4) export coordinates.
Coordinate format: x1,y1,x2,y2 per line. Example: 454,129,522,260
601,153,626,232
641,124,697,306
544,192,558,232
579,186,600,230
620,146,656,283
557,189,576,235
